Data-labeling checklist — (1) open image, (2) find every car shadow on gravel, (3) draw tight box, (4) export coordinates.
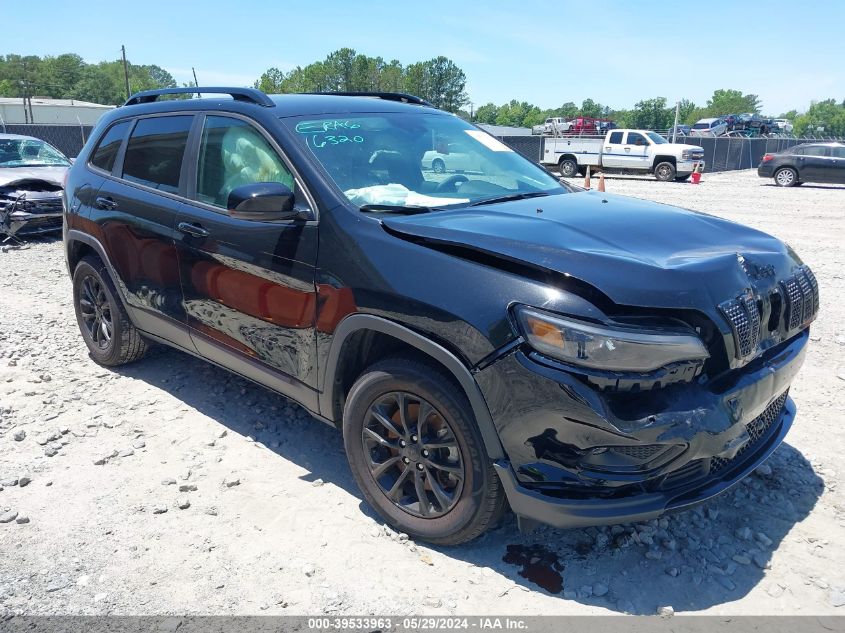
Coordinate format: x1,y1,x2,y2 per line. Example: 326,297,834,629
114,346,824,614
443,441,823,614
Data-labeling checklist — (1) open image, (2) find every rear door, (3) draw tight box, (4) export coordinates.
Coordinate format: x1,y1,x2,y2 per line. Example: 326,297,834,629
601,130,627,168
174,113,320,401
92,113,195,349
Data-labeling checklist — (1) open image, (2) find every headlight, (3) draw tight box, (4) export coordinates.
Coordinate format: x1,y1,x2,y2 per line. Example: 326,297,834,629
682,150,695,159
515,306,709,373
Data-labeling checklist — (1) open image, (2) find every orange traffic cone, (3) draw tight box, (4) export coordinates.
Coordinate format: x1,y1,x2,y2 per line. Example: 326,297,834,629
584,166,591,189
598,171,606,192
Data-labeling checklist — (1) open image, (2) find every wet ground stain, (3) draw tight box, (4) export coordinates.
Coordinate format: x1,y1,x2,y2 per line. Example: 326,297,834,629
502,544,564,594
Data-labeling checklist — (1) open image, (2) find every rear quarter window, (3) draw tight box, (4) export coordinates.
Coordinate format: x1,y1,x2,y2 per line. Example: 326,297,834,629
90,120,131,172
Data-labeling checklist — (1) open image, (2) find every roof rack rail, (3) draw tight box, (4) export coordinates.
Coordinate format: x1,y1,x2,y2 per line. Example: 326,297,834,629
308,92,434,107
123,87,274,108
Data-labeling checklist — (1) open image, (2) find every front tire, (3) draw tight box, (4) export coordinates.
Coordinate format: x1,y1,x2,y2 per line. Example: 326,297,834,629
72,255,149,366
654,161,676,181
774,167,798,187
342,358,506,545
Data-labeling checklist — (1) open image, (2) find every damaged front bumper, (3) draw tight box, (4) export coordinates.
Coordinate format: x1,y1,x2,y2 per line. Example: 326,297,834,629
476,329,808,529
0,194,63,238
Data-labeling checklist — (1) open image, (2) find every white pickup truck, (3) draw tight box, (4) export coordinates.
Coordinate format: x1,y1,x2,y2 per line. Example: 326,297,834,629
542,129,705,181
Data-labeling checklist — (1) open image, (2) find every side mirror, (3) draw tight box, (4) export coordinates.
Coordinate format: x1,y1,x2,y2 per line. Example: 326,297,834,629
227,182,303,221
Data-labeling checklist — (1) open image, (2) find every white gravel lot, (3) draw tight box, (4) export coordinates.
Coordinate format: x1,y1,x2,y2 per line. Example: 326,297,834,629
0,169,843,616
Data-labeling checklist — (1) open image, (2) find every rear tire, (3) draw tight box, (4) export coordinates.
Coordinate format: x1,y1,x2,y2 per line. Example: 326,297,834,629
654,161,676,181
774,167,798,187
72,255,149,366
342,358,506,545
558,158,578,178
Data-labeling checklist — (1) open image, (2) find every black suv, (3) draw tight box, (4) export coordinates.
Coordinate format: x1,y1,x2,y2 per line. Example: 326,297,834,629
63,87,817,544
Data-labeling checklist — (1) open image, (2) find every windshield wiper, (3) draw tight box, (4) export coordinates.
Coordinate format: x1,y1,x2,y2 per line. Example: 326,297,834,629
359,204,436,215
468,192,550,207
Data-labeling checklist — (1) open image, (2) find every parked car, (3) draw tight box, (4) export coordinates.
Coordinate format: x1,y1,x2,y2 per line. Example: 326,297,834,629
0,134,70,240
772,119,794,134
668,124,691,137
421,142,485,173
690,118,728,137
758,142,845,186
64,87,817,544
567,116,599,135
531,117,570,135
544,129,704,180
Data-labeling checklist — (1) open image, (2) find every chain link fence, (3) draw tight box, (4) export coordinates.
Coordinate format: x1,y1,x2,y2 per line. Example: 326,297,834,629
496,134,840,172
1,123,93,159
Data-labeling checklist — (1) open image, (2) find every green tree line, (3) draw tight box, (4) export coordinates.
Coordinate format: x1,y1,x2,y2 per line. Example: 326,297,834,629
0,53,178,106
254,48,468,112
2,51,842,135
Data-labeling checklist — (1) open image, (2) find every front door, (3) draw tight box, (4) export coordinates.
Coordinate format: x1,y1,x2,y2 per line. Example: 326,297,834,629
796,145,831,182
174,114,319,399
94,113,195,350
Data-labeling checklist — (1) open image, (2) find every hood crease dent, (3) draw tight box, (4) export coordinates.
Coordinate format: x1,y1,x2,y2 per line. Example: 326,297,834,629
381,191,801,313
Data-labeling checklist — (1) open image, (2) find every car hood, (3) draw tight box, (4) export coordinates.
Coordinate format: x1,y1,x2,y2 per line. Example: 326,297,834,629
381,190,801,312
0,166,67,189
662,142,703,153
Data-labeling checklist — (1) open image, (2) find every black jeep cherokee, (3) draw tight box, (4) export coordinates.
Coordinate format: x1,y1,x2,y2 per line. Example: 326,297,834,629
63,87,817,544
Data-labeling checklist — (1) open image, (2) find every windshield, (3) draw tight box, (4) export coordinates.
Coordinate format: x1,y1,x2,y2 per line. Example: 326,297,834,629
691,122,710,130
283,112,566,209
0,138,70,168
646,132,668,144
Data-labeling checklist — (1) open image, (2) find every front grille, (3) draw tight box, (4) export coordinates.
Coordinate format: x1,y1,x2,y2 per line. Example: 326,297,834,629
611,445,663,460
710,390,788,473
781,266,819,332
721,265,819,360
720,293,761,358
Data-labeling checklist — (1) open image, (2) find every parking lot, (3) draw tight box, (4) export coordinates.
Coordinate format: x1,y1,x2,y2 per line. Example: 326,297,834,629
1,169,843,616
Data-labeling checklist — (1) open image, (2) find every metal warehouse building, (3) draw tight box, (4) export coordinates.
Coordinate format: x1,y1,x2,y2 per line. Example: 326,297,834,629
0,97,114,126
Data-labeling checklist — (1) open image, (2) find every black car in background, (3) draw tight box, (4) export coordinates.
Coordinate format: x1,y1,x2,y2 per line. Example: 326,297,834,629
758,142,845,186
63,87,816,544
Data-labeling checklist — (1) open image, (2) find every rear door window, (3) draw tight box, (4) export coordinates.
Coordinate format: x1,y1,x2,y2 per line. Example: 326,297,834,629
90,120,131,173
608,131,623,144
121,115,193,194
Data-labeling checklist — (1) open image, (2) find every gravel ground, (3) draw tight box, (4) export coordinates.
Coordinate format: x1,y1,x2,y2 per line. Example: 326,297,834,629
1,169,843,616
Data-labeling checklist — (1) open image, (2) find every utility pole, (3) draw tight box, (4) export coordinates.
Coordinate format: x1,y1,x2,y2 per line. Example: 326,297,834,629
192,67,200,98
121,45,130,100
672,100,680,143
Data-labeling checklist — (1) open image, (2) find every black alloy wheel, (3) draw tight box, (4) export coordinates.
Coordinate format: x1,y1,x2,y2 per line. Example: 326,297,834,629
362,391,464,518
78,275,113,350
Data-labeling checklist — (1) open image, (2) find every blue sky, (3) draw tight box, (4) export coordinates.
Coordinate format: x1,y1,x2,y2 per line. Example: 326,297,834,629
5,0,844,114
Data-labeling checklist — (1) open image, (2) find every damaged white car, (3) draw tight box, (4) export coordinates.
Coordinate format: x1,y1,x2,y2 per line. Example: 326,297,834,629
0,134,70,242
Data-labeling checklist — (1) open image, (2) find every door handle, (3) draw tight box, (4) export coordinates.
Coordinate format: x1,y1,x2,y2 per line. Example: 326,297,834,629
605,146,612,151
95,196,117,210
177,222,210,238
624,147,631,152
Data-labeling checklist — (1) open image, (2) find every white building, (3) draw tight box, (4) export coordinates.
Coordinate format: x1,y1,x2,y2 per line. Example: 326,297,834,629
0,97,114,126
